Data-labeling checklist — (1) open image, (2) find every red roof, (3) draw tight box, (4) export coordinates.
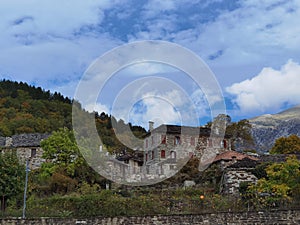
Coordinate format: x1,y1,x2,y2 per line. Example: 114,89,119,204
213,151,258,162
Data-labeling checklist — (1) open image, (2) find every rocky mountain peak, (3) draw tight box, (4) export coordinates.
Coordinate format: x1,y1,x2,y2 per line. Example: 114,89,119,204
249,105,300,153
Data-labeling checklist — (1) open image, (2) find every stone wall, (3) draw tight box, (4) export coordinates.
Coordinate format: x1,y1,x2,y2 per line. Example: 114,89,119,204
16,147,45,169
0,133,49,170
221,168,257,194
1,210,300,225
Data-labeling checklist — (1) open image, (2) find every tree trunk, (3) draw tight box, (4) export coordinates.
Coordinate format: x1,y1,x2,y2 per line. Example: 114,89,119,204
1,195,6,212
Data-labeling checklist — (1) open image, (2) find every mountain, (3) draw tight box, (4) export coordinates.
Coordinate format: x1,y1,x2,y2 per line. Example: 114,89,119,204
249,105,300,153
0,79,146,154
0,79,72,136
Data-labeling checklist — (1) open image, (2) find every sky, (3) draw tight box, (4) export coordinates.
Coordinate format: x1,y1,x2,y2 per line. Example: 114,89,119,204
1,0,300,129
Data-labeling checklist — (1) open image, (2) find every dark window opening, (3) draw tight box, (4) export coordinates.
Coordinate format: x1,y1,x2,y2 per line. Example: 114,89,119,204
161,150,166,158
174,136,181,145
223,140,227,149
31,148,36,158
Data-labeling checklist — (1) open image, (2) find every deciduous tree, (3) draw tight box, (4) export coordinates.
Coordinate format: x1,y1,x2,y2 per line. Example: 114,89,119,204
40,128,83,177
247,155,300,207
270,134,300,154
0,150,25,211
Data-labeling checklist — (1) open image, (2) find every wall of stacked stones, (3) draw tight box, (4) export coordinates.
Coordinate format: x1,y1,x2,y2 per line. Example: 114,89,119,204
1,210,300,225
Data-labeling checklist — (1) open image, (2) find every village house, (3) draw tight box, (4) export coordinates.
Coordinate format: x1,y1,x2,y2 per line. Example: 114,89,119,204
211,151,259,195
143,122,232,179
105,151,144,184
0,133,49,169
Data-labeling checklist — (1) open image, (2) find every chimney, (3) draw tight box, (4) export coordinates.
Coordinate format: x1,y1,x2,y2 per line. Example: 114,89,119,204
149,121,154,132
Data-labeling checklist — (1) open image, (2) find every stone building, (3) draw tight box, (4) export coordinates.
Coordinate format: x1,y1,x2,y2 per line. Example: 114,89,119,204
143,122,232,179
105,151,144,184
212,151,259,195
0,133,50,169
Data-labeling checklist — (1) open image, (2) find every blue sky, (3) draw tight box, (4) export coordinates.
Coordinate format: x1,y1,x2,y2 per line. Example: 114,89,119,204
1,0,300,128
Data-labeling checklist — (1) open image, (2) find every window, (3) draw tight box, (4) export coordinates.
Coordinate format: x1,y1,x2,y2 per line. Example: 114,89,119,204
31,148,36,158
161,150,166,158
170,151,176,159
223,140,227,149
145,139,148,148
170,165,176,170
151,151,154,160
145,153,148,161
161,135,166,144
174,136,181,145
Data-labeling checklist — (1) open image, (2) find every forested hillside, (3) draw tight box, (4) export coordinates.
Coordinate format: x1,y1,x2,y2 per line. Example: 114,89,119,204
0,79,146,154
0,80,72,136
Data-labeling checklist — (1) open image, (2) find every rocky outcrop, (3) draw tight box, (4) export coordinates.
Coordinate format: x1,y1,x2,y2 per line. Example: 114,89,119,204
250,105,300,153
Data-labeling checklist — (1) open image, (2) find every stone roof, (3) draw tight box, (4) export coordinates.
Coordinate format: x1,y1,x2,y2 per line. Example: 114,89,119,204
258,154,300,163
228,157,259,168
0,133,50,148
145,124,212,137
12,133,50,147
0,136,5,146
213,151,259,163
116,151,144,163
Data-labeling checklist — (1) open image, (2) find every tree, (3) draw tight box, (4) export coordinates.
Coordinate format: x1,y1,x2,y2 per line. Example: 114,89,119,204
36,128,106,195
40,128,83,177
206,115,254,151
247,155,300,208
0,150,25,211
270,134,300,154
225,119,254,151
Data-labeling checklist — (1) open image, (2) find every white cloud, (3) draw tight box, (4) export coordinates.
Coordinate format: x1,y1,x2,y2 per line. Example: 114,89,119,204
193,0,300,60
126,0,300,89
190,89,210,117
0,0,123,97
0,0,115,37
85,102,110,114
226,60,300,114
137,87,214,128
104,75,203,128
139,94,181,126
142,0,176,18
122,62,177,76
1,0,300,123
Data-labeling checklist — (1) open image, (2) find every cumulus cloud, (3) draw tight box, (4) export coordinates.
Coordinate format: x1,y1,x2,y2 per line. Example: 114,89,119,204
101,74,206,128
1,0,300,123
131,92,182,128
110,85,211,129
122,62,177,76
85,102,110,115
226,60,300,114
126,0,300,88
142,0,176,18
0,0,122,94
